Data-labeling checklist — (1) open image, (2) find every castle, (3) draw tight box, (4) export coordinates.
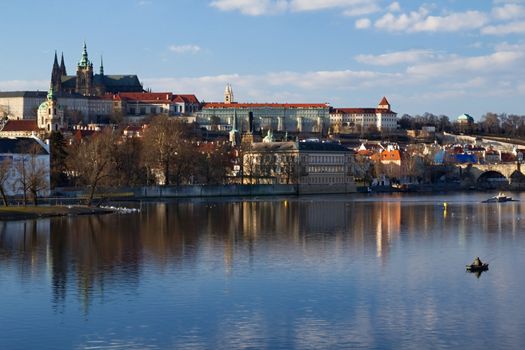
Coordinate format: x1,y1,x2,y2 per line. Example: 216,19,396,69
51,42,143,96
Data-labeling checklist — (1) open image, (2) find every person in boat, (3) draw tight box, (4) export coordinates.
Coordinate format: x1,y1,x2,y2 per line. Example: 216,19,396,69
472,257,483,266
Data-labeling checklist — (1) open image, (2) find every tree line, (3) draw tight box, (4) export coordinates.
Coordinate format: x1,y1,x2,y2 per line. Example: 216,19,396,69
398,112,525,137
53,116,232,206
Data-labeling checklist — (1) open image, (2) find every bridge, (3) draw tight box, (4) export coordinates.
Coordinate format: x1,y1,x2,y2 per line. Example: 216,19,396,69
457,163,525,188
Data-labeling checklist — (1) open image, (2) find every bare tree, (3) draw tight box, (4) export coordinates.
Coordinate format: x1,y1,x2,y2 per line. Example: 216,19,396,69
0,157,12,206
67,129,116,206
14,155,30,205
142,116,193,185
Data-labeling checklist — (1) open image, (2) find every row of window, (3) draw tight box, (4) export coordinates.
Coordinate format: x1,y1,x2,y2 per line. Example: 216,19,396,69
309,155,344,164
308,176,348,184
308,165,345,173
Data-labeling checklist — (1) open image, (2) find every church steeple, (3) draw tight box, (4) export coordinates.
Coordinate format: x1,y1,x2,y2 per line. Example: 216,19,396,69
224,83,234,104
59,52,67,76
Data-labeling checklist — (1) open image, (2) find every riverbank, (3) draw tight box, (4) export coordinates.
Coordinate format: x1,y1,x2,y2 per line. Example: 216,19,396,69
0,205,114,221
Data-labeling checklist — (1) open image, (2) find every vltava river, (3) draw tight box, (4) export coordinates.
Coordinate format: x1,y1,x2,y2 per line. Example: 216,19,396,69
1,193,525,349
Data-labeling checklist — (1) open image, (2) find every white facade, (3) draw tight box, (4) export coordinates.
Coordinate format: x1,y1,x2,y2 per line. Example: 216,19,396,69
330,97,398,132
0,137,50,196
0,92,47,120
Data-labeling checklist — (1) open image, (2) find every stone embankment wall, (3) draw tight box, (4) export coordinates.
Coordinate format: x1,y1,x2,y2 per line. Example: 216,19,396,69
55,183,358,200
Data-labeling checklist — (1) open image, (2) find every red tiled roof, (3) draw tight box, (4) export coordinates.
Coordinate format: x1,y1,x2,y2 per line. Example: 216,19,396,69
173,94,200,104
1,120,39,132
379,96,390,106
120,92,173,102
203,102,329,109
332,108,391,114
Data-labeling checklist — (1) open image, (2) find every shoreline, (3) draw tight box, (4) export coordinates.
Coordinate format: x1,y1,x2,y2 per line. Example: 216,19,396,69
0,205,115,221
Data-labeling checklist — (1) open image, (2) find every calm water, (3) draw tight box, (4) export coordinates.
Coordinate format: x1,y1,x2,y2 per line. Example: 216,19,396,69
2,193,525,349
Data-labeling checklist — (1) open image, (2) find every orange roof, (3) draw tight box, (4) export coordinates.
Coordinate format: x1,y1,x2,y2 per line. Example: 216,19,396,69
203,102,329,109
371,149,401,162
1,120,39,132
379,96,390,106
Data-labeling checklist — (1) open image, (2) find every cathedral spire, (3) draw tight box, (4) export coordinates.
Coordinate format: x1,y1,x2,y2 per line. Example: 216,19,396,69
51,50,62,93
53,50,59,70
100,55,104,75
60,52,67,76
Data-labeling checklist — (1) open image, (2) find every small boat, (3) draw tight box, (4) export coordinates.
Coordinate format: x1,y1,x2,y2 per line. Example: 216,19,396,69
466,263,489,272
482,193,514,203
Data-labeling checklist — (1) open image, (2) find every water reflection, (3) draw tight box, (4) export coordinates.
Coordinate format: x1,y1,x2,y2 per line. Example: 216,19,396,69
1,194,525,349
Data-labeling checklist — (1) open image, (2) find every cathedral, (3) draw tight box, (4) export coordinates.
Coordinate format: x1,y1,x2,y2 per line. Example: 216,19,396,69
51,42,144,96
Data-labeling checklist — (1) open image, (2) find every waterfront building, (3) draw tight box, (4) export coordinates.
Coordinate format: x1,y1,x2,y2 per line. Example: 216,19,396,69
242,141,355,187
197,85,330,134
0,136,50,196
330,97,397,132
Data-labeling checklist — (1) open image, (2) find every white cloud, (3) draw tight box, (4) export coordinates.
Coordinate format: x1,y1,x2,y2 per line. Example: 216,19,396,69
355,18,371,29
290,0,370,12
482,21,525,35
375,8,489,33
406,50,523,77
210,0,288,15
0,80,48,91
343,4,380,17
492,3,525,20
355,49,435,66
168,44,202,54
388,2,401,12
210,0,381,16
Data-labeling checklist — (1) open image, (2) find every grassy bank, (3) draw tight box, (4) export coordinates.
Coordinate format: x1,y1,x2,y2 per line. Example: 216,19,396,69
0,205,114,221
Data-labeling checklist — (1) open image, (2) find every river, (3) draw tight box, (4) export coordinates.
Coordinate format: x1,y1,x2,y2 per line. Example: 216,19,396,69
1,192,525,349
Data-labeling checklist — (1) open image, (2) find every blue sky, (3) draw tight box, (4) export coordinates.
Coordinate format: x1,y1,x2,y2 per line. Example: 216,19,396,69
1,0,524,118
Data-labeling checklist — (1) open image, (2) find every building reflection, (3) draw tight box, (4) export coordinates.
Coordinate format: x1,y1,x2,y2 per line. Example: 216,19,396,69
1,196,525,313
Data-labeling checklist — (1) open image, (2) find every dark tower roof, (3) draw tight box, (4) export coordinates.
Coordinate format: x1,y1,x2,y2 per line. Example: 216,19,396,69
53,51,59,70
60,52,67,76
51,51,62,91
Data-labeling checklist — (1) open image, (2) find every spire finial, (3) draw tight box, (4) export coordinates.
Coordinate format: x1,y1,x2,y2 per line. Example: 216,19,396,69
79,41,90,67
100,55,104,75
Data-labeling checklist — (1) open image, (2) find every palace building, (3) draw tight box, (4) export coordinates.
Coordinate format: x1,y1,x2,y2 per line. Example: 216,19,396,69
197,85,330,134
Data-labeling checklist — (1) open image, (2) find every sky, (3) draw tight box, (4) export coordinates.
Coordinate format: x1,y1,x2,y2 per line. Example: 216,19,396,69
1,0,525,118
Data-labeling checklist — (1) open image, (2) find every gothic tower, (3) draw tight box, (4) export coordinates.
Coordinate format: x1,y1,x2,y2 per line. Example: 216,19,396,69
59,52,67,76
51,51,62,92
224,83,234,104
75,42,94,96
